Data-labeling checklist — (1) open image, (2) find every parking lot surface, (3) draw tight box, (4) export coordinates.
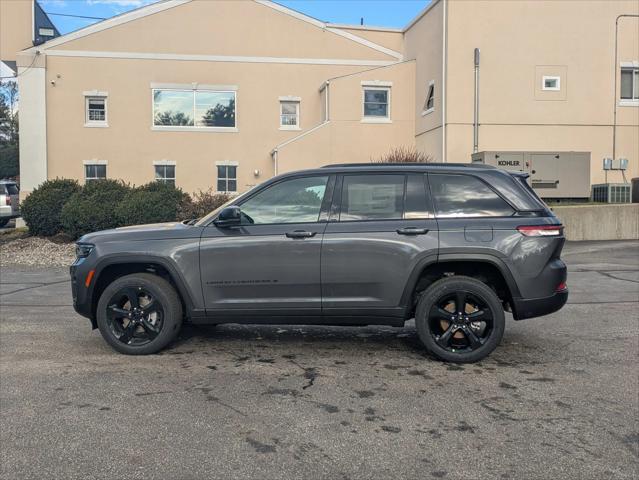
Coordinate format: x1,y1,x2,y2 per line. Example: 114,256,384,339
1,240,638,479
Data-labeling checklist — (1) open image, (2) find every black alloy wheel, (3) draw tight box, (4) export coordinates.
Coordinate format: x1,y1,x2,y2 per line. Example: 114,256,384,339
415,276,505,363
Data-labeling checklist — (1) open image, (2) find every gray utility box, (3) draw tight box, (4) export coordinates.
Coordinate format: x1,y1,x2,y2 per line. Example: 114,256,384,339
471,151,591,199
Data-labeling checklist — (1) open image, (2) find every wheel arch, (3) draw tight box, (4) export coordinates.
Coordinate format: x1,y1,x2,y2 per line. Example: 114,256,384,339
401,254,521,318
90,255,197,325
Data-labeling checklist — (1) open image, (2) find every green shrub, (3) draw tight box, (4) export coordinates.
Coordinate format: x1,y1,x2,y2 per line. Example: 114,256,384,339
60,180,131,239
21,178,81,236
116,181,189,226
177,189,231,221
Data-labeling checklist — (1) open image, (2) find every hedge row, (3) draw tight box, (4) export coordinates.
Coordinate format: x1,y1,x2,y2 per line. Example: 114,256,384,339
21,179,230,239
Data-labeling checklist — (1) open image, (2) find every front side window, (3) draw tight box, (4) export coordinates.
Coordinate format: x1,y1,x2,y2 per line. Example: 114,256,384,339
340,174,404,221
217,165,237,192
429,174,514,218
363,87,390,119
85,164,106,182
280,101,299,128
155,165,176,186
153,89,236,129
620,68,639,100
85,97,107,124
240,176,328,224
424,82,435,112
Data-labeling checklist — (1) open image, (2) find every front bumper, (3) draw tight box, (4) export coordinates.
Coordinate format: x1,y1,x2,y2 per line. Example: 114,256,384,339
511,289,569,320
70,262,96,326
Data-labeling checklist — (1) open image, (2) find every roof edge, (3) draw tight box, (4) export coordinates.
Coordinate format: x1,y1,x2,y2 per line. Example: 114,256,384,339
403,0,442,32
22,0,192,52
326,23,403,33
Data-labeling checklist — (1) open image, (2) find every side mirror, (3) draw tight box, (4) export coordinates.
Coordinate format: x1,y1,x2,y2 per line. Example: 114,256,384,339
214,205,242,228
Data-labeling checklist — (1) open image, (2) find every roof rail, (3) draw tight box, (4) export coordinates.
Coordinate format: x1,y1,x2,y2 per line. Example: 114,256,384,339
321,162,496,169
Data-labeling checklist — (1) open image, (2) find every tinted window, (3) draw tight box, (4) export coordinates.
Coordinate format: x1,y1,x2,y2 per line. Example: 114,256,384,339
340,174,404,221
240,176,328,224
6,184,18,195
429,174,514,218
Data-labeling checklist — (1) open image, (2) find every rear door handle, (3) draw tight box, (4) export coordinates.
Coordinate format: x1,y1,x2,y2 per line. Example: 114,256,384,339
286,230,317,239
396,227,429,235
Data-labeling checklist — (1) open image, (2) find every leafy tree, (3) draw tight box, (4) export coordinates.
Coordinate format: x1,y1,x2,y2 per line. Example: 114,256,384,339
0,80,19,178
154,111,193,126
201,99,235,127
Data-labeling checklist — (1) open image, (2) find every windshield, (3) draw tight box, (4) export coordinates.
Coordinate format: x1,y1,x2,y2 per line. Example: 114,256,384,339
194,187,256,226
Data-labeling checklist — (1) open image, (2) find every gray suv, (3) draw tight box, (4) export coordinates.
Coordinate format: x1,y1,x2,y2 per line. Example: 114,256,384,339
71,164,568,363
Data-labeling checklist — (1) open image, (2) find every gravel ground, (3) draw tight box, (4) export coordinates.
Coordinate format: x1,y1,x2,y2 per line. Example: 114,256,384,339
0,235,75,267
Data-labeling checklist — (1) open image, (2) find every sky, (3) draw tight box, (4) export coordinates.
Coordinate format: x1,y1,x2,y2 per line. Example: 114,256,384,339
38,0,430,34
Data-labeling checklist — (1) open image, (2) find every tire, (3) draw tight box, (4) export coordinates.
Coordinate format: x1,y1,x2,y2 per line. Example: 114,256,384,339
0,218,9,228
96,273,183,355
415,276,505,363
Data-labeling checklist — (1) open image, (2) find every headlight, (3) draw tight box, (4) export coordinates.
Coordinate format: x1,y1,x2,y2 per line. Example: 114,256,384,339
75,243,95,259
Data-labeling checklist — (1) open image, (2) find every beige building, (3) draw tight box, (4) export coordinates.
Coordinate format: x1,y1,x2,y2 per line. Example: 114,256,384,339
4,0,638,198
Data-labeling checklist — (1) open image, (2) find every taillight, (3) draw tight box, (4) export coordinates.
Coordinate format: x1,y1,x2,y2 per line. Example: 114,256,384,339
4,196,10,206
517,225,563,237
556,281,567,292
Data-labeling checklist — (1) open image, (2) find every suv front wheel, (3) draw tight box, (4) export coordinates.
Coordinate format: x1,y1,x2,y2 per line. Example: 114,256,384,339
96,273,183,355
415,276,505,363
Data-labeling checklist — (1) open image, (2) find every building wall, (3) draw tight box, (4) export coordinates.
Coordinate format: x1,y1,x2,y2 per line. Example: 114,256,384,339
20,0,409,196
276,61,416,172
0,0,32,62
444,0,639,182
403,0,445,161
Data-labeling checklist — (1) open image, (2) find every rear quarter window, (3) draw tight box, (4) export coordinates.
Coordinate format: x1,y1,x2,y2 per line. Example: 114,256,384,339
429,174,515,218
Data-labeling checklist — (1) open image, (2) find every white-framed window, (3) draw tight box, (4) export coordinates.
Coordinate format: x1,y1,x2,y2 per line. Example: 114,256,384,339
216,162,238,192
542,76,561,91
152,87,236,131
84,93,108,127
423,80,435,115
154,163,176,187
620,67,639,101
362,86,390,121
84,163,107,182
279,98,300,130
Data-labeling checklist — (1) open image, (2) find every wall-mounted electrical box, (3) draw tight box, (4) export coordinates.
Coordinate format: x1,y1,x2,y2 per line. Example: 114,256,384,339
472,151,591,199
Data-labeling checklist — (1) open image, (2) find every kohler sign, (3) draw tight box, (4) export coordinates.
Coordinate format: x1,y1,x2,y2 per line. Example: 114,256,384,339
472,151,591,199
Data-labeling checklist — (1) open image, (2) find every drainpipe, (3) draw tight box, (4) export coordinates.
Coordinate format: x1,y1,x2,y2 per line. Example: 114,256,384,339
473,48,480,154
441,0,447,162
612,14,639,172
272,149,278,176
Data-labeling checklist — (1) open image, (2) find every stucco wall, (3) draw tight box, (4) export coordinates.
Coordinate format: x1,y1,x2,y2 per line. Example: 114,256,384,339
444,0,639,182
0,0,31,62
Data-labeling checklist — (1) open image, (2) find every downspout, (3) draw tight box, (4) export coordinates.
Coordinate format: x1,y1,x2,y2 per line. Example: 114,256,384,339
441,0,448,162
612,14,639,168
473,48,480,153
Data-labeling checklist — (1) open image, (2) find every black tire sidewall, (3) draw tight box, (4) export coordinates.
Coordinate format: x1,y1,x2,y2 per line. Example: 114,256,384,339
96,273,182,355
415,276,505,363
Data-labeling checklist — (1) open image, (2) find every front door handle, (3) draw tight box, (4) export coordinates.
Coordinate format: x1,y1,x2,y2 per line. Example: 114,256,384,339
286,230,317,239
396,227,429,235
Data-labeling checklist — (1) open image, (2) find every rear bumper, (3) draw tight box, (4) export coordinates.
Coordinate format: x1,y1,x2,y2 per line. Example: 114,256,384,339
511,289,568,320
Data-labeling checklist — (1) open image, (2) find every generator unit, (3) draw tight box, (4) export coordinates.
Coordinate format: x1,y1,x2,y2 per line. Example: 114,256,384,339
472,151,591,200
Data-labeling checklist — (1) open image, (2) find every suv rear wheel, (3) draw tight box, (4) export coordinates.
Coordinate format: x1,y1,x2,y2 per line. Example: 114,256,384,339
96,273,183,355
415,276,505,363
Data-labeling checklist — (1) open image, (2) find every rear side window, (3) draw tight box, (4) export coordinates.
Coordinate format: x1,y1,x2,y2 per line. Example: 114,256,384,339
429,174,514,218
6,184,18,195
340,174,404,221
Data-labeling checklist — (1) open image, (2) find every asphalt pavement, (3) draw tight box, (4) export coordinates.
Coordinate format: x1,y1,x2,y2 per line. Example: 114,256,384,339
0,241,638,479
